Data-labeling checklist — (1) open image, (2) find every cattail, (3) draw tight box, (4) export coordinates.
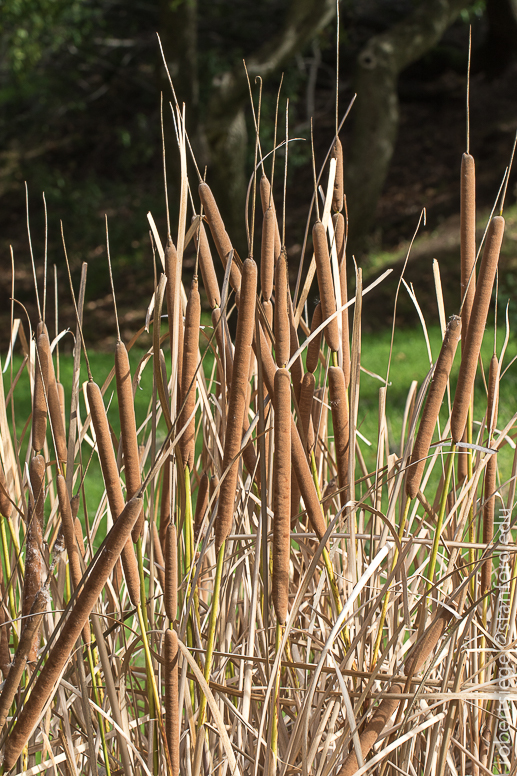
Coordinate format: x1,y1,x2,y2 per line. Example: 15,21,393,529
152,521,166,594
275,250,290,367
37,327,67,463
32,332,49,453
404,607,453,677
260,174,281,260
194,218,221,309
313,221,339,353
331,137,344,213
261,207,276,302
298,372,315,453
312,386,328,473
273,369,291,624
215,259,257,553
336,683,404,776
3,497,142,769
194,473,209,541
164,628,179,776
179,278,200,471
176,303,184,417
406,316,461,500
87,380,141,606
333,212,351,386
481,354,499,595
460,153,476,334
165,522,177,623
0,588,48,730
57,382,66,431
451,216,504,443
306,303,323,374
329,366,349,507
23,456,45,662
71,493,85,559
198,182,241,293
164,237,180,351
115,341,144,542
253,321,328,541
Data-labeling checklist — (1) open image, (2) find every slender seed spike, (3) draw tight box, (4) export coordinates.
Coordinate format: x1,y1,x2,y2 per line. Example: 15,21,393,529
329,366,349,508
194,218,221,309
331,137,344,213
164,628,179,776
87,380,141,606
451,217,504,443
180,278,201,470
273,368,291,624
261,207,277,302
115,341,144,542
215,259,257,553
199,181,241,293
275,250,290,367
313,221,339,352
406,315,461,500
165,522,178,623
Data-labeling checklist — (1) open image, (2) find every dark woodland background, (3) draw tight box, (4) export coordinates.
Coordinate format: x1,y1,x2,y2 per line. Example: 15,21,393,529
1,0,516,348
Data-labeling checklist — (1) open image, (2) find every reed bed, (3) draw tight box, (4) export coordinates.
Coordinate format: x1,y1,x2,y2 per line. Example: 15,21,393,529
0,54,516,776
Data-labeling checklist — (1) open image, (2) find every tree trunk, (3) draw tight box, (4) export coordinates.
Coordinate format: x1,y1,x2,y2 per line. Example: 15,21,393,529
345,0,472,255
200,0,336,253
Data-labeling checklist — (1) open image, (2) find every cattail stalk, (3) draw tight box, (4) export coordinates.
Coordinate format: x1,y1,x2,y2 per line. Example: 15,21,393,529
87,380,141,606
115,341,144,541
273,368,291,625
451,216,504,443
3,498,142,770
198,182,241,293
274,251,290,367
164,628,179,776
406,316,461,500
313,221,339,353
214,259,257,553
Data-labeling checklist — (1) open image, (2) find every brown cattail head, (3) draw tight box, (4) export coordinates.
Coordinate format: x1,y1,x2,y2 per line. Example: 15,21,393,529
164,628,179,776
36,327,67,463
333,212,351,387
404,608,452,678
259,174,281,259
115,341,144,542
180,278,201,471
331,137,344,213
3,497,143,770
406,315,462,500
261,207,276,303
87,380,141,606
451,216,504,443
159,457,172,549
32,332,49,453
212,307,234,391
273,368,291,624
313,221,339,352
336,683,404,776
328,367,349,508
486,353,500,438
29,454,45,531
199,181,241,293
306,303,323,374
165,523,177,623
288,297,303,404
274,250,290,368
460,153,476,334
194,218,221,309
215,259,257,553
